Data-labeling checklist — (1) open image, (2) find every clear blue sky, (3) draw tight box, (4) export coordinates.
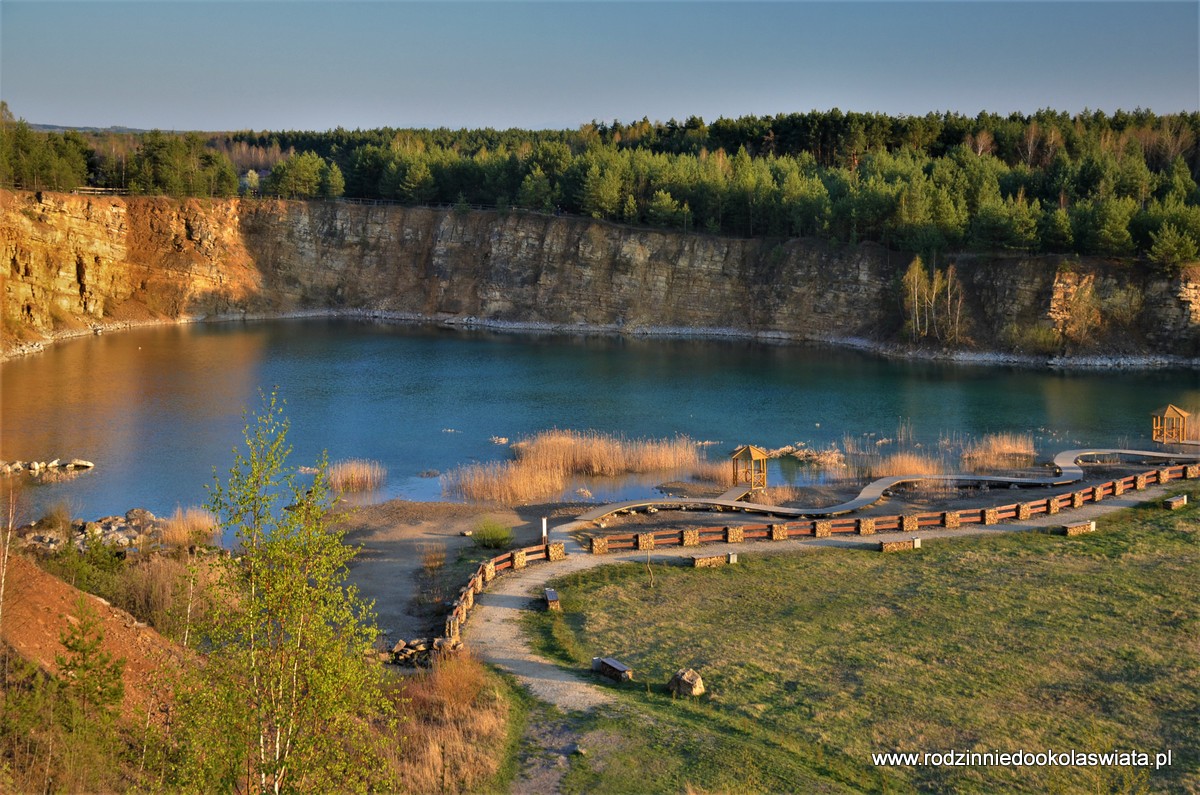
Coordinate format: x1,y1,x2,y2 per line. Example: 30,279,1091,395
2,1,1197,131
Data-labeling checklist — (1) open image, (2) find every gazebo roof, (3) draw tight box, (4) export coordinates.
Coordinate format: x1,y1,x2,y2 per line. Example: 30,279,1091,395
1152,404,1191,419
731,444,769,461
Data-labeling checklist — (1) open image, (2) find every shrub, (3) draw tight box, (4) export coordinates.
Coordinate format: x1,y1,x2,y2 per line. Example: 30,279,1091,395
472,519,514,550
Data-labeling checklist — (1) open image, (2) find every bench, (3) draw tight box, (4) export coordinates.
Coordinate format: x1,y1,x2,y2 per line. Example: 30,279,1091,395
1060,520,1095,536
544,588,561,612
692,552,737,568
879,538,921,553
593,657,633,682
1164,495,1188,511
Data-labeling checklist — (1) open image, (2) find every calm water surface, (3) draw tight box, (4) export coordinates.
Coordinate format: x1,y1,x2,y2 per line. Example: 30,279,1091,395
3,319,1199,520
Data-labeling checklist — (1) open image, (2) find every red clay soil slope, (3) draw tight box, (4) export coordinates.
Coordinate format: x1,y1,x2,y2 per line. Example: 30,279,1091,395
0,553,187,723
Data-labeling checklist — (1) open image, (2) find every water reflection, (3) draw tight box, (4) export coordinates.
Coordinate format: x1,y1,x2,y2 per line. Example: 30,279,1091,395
3,318,1199,520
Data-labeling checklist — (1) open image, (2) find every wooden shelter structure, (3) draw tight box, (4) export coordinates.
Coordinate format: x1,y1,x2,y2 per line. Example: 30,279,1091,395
1152,404,1190,444
731,445,769,491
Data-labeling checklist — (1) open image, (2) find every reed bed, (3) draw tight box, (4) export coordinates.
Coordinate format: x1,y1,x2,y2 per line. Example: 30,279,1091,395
159,506,218,548
961,432,1036,471
511,430,698,477
689,459,736,488
868,452,946,479
329,459,387,493
444,430,701,503
443,460,568,504
756,485,806,506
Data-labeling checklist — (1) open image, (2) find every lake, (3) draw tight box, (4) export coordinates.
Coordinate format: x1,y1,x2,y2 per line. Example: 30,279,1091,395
3,319,1199,521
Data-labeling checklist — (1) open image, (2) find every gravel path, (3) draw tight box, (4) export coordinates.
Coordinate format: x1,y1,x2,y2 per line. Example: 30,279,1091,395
464,483,1178,715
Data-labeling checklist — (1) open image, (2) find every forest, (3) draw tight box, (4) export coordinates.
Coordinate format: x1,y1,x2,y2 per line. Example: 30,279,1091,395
2,101,1198,264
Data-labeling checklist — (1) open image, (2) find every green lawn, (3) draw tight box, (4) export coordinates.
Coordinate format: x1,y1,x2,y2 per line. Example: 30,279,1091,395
525,489,1200,794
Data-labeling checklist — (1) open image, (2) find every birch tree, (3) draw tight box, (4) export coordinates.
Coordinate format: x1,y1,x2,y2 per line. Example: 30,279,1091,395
176,392,392,793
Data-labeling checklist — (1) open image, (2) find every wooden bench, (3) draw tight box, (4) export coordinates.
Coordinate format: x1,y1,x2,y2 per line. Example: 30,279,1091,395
1164,495,1188,511
594,657,632,682
544,588,561,612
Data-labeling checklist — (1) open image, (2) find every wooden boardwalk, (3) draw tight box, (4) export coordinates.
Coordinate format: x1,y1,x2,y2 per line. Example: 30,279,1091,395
575,448,1200,523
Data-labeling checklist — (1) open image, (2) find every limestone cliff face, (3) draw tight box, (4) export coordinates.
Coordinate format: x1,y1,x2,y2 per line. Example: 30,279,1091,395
3,189,1199,358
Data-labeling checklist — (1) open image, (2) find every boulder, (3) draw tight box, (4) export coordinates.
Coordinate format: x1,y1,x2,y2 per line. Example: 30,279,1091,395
70,459,95,469
125,508,156,526
668,668,705,697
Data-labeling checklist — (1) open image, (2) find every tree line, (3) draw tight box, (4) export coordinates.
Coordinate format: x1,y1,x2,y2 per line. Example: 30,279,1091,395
3,102,1198,263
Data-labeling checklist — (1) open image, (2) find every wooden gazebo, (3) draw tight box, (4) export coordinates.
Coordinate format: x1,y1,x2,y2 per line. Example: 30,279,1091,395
1152,404,1190,444
731,445,769,491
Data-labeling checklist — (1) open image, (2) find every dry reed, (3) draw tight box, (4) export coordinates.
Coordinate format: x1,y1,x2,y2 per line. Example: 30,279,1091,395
444,430,700,503
757,485,805,506
419,543,446,574
329,459,387,492
868,452,946,478
385,652,509,793
689,459,736,488
160,506,218,548
961,433,1036,471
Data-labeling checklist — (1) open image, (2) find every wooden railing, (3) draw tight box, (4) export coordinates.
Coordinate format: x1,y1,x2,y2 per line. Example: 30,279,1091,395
432,463,1198,650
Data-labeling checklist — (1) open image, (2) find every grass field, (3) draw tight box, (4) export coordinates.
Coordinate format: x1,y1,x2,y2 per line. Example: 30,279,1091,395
525,487,1200,793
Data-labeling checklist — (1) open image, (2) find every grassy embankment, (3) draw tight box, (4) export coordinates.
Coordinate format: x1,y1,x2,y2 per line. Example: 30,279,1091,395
8,506,525,793
525,484,1200,793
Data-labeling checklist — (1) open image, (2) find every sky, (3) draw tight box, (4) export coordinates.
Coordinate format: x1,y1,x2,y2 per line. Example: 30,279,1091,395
1,1,1197,131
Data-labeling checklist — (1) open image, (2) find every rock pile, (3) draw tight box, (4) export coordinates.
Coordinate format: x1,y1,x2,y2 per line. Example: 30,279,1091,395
389,636,464,668
2,458,95,483
19,507,166,554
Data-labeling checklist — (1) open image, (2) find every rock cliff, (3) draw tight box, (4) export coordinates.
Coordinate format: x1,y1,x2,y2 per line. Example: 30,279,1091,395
4,189,1199,360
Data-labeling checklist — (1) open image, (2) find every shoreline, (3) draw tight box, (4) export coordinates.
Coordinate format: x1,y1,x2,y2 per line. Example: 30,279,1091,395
5,308,1200,370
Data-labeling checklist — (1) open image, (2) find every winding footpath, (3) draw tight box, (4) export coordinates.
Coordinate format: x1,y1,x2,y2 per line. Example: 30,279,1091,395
465,448,1200,714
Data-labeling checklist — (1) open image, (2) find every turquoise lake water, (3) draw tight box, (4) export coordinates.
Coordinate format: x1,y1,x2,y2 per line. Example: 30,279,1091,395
3,318,1199,521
